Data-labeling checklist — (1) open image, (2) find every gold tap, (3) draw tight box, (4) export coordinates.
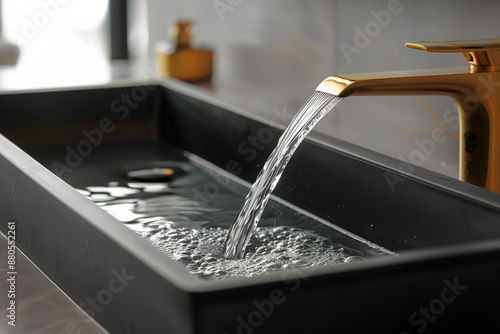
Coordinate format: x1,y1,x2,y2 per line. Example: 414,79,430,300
317,39,500,193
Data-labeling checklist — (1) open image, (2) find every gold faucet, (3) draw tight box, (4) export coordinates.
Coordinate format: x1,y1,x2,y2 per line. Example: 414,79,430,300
317,39,500,193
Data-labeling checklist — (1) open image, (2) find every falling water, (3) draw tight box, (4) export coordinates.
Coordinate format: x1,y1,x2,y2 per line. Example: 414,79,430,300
77,91,394,280
224,92,342,259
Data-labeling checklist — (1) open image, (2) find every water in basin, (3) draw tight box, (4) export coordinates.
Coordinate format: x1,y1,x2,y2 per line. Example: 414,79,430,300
81,151,393,281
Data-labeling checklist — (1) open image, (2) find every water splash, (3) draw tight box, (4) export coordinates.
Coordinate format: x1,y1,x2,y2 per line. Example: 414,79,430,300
224,92,342,259
143,224,359,280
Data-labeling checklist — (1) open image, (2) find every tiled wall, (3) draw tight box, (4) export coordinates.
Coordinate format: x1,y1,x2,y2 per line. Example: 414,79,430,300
144,0,500,179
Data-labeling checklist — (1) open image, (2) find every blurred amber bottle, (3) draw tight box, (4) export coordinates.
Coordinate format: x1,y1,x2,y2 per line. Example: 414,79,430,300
156,20,213,82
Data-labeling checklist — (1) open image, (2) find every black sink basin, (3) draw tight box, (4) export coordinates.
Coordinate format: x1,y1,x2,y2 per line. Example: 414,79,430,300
1,80,499,333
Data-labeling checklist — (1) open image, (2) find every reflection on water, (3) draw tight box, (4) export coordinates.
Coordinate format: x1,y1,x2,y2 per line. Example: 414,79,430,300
79,159,394,280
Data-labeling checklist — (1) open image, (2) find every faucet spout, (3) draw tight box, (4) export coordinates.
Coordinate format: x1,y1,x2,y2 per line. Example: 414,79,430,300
317,68,474,97
317,39,500,193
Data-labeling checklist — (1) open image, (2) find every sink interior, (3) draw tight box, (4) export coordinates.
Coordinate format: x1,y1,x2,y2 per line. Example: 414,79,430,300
29,138,393,280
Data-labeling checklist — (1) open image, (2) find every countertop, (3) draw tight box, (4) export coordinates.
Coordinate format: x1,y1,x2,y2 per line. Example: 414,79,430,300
0,233,108,334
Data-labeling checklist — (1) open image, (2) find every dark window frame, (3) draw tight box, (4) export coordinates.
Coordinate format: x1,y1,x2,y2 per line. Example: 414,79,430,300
109,0,128,60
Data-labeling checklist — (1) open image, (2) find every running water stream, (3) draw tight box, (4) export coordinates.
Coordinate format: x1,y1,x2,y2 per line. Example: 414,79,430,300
81,91,392,280
224,92,342,259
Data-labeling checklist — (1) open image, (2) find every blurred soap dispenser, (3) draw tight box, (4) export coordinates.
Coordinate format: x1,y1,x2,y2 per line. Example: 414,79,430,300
156,19,213,82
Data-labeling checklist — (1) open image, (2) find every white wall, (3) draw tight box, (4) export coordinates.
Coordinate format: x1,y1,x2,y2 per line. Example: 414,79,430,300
144,0,335,112
143,0,500,179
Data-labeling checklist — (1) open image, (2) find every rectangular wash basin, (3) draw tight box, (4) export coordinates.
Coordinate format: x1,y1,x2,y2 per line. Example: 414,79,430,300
1,78,500,333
